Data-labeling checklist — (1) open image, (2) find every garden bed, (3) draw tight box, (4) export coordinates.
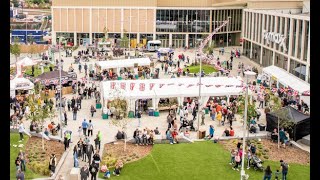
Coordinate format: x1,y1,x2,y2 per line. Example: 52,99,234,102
220,139,310,165
25,137,65,176
100,141,152,168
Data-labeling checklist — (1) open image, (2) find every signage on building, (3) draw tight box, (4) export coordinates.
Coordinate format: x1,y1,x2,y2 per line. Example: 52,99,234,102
263,30,287,51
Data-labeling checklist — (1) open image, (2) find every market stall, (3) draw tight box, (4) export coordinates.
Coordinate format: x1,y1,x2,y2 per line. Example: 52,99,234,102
95,58,151,79
10,77,35,98
100,76,249,116
262,66,310,94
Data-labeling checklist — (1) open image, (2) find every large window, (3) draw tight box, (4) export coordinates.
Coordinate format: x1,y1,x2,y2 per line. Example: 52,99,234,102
262,48,273,67
274,52,288,71
290,60,306,81
156,10,210,33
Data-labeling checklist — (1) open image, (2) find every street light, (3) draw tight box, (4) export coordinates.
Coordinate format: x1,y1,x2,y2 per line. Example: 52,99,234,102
240,70,256,180
128,15,133,59
226,17,231,47
58,36,65,139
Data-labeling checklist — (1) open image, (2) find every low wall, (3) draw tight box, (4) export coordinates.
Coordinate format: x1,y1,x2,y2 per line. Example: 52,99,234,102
19,44,49,53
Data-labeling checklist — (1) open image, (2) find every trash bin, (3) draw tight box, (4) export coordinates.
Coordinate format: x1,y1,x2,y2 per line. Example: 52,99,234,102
205,108,209,114
118,76,122,80
258,123,266,131
128,111,134,118
135,74,139,79
198,130,206,139
102,113,108,119
154,111,159,117
148,109,154,116
96,103,102,109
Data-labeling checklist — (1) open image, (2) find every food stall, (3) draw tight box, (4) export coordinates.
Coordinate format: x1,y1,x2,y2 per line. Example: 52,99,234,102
10,77,35,99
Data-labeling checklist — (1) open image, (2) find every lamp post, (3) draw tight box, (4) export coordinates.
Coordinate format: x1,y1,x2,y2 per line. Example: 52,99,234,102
240,71,256,180
58,36,65,139
194,11,198,64
128,15,133,59
226,17,231,48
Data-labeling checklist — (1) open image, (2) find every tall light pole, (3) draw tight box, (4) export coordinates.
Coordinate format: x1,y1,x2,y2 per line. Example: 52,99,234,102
58,36,65,139
194,11,198,64
226,17,231,47
240,71,256,180
128,15,133,59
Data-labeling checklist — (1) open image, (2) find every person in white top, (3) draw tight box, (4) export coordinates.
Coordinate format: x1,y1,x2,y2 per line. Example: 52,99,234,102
18,122,25,141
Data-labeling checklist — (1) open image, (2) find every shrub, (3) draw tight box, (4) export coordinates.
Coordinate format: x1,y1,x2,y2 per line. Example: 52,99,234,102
264,149,269,152
256,152,262,157
263,155,269,159
262,152,267,155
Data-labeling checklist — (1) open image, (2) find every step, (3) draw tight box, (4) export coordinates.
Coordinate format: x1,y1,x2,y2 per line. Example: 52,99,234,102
301,135,310,146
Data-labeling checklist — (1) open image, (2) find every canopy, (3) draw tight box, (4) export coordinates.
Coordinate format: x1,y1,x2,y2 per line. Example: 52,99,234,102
157,48,173,53
36,70,69,80
262,65,309,94
266,106,310,141
10,77,34,91
16,57,38,66
100,77,248,101
95,58,151,70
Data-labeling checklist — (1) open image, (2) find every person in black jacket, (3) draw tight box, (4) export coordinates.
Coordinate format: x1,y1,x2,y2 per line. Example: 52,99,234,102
82,142,87,162
80,165,90,180
89,161,99,180
86,143,94,164
92,151,101,168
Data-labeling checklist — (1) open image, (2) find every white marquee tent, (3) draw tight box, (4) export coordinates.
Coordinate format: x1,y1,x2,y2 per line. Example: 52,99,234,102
100,77,249,111
262,65,310,94
10,77,35,97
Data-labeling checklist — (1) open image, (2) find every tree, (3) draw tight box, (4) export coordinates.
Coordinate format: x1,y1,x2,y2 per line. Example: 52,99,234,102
107,87,130,151
25,95,57,150
27,33,35,44
32,0,45,5
120,30,129,48
12,0,19,7
103,27,109,41
11,37,21,73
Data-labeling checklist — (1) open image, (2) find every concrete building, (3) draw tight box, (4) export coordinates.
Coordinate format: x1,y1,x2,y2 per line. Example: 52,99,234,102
51,0,309,81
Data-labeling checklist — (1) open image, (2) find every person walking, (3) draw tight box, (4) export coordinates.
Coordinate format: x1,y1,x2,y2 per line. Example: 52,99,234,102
137,111,141,127
73,106,79,120
87,120,93,137
80,165,90,180
263,165,272,180
86,143,95,165
232,152,241,171
97,131,102,150
18,150,26,171
92,151,101,167
90,105,96,117
49,154,57,176
18,122,25,141
89,162,99,180
94,135,99,150
84,63,88,75
67,99,71,111
16,169,25,180
78,63,82,73
82,119,88,136
73,145,79,168
64,110,68,126
280,160,289,180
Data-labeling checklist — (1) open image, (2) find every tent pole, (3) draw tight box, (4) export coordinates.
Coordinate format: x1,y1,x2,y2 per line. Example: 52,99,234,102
278,116,280,149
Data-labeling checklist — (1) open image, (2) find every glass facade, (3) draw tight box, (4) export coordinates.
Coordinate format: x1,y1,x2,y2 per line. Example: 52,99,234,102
155,9,242,33
243,9,309,82
156,10,210,33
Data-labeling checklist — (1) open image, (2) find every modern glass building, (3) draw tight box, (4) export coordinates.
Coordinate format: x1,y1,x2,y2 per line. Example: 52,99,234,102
51,0,245,48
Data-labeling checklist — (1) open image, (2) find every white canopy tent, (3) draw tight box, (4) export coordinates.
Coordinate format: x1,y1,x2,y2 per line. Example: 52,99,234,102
10,77,35,97
95,58,151,75
100,77,249,111
262,66,310,94
16,57,39,76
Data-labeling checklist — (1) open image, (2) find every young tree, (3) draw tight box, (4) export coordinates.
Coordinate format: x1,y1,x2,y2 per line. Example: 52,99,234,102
107,87,130,151
26,95,57,150
11,37,21,74
120,30,129,48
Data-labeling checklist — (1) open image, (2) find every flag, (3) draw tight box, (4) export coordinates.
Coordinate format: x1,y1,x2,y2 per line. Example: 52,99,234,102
197,83,203,86
215,85,221,88
167,83,174,86
293,90,299,96
187,84,194,88
272,87,277,93
139,83,145,91
130,83,135,90
205,85,213,87
120,82,126,90
159,84,165,88
149,83,155,90
110,82,116,89
178,83,184,86
225,85,234,87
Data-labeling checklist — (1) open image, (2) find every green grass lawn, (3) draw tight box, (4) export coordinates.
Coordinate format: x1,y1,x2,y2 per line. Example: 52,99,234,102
99,141,309,180
24,64,54,77
10,133,44,180
185,64,218,74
